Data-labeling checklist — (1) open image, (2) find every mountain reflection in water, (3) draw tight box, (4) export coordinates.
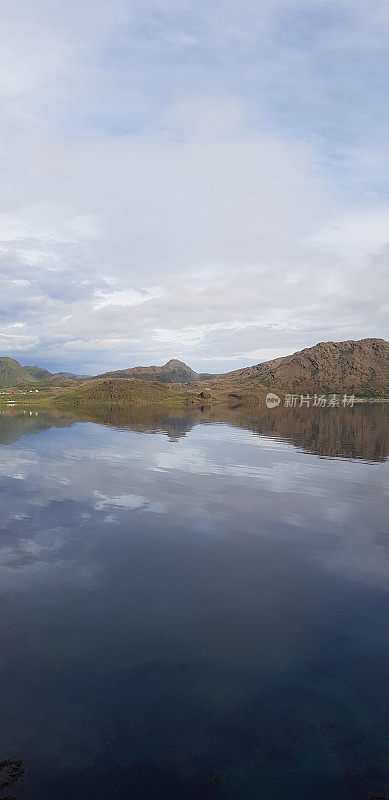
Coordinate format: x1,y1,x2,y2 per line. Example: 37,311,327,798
0,403,387,800
1,402,387,461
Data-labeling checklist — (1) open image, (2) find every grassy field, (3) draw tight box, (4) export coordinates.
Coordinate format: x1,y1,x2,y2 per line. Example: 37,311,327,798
0,391,55,408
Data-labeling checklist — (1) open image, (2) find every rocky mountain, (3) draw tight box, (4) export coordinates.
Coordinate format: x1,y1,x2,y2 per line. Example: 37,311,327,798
98,359,199,385
220,338,389,396
2,339,388,396
96,339,389,395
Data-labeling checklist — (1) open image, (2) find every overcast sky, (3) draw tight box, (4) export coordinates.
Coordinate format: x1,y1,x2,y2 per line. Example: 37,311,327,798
0,0,388,373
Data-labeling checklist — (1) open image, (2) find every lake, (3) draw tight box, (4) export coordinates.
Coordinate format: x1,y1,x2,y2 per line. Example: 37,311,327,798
0,404,388,799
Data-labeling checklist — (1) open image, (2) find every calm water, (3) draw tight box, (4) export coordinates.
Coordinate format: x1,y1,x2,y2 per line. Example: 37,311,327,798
0,405,388,799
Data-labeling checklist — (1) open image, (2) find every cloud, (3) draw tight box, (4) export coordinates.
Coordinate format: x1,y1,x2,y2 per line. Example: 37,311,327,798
93,288,162,310
0,0,388,371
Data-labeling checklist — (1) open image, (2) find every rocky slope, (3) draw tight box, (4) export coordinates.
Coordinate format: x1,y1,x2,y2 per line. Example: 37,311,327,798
218,338,389,396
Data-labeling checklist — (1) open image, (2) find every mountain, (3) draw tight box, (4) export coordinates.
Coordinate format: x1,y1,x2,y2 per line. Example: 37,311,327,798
96,340,389,395
0,357,40,387
23,365,52,381
219,338,389,396
43,374,80,387
0,358,88,388
2,338,388,396
98,359,199,385
57,372,91,379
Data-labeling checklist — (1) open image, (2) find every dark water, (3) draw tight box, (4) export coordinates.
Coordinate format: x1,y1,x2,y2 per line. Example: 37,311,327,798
0,404,388,799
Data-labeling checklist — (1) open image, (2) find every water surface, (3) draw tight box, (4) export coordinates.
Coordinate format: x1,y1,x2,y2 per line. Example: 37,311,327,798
0,405,388,799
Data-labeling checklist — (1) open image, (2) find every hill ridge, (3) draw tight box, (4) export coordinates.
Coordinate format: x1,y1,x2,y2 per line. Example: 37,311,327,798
1,338,388,395
219,337,389,396
97,358,199,385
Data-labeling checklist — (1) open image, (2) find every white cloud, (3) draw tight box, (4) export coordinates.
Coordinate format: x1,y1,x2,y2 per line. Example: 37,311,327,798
93,288,162,310
311,207,389,257
0,0,388,371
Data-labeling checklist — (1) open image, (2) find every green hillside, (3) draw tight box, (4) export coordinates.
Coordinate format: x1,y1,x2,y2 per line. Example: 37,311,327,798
55,378,185,409
0,357,39,387
23,365,52,381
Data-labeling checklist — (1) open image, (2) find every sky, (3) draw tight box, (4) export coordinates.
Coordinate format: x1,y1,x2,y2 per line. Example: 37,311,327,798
0,0,388,374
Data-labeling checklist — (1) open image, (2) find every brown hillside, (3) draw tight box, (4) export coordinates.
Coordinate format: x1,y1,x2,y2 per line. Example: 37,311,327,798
98,359,199,385
219,338,389,396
